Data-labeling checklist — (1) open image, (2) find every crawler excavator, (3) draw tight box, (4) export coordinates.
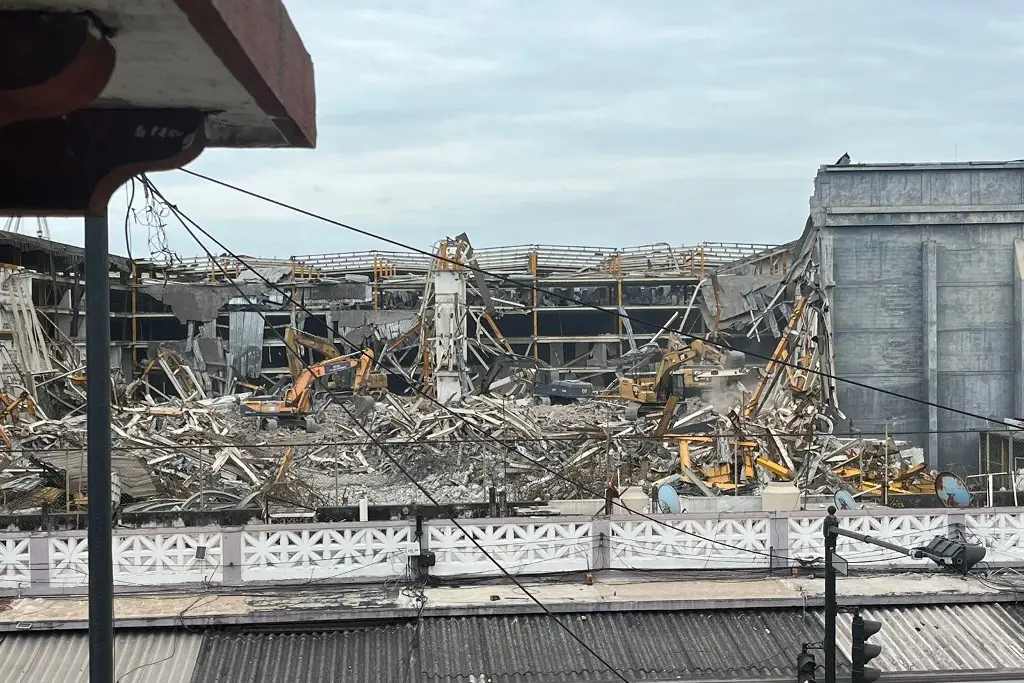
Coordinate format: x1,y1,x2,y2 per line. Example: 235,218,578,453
618,338,745,420
240,348,383,431
283,326,387,390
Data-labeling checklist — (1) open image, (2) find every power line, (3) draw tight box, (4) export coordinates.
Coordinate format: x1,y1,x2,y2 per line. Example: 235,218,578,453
158,173,1014,567
143,177,631,683
146,178,784,565
2,426,1007,456
148,177,1014,576
180,167,1013,432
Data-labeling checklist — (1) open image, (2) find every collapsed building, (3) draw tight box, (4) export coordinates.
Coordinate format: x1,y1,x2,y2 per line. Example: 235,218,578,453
6,159,1018,513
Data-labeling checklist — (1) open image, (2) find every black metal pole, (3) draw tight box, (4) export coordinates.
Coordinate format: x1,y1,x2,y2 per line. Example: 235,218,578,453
824,505,838,683
85,214,114,683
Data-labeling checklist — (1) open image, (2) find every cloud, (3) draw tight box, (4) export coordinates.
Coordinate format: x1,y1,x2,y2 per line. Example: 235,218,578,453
26,0,1024,258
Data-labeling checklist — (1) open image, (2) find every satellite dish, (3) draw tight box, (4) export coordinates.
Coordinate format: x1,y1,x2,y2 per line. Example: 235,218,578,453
935,471,972,508
657,484,682,514
833,490,858,510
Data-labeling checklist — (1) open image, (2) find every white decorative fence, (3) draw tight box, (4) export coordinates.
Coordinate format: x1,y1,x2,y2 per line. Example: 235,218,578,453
609,515,772,570
240,523,411,582
0,507,1020,594
428,520,593,577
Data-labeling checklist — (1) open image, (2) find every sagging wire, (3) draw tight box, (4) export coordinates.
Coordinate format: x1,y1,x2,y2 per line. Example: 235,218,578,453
142,177,632,683
180,167,1018,433
141,176,780,566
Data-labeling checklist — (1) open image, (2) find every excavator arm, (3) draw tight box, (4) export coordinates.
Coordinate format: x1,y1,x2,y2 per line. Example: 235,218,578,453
284,326,342,381
285,356,360,408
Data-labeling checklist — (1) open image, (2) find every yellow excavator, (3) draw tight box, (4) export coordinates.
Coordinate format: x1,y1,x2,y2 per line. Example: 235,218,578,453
618,339,736,420
240,349,383,431
284,326,387,390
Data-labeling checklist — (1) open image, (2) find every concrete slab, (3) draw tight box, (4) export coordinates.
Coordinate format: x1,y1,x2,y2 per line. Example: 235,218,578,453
0,572,1009,632
2,0,315,147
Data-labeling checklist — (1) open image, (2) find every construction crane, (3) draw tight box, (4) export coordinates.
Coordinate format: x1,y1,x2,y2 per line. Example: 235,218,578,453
240,350,383,431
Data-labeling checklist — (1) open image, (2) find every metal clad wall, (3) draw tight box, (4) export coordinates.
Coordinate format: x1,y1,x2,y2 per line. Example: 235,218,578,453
813,162,1024,471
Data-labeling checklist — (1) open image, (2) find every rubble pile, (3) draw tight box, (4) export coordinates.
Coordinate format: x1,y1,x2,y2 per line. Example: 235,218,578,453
293,395,668,503
0,395,329,513
659,249,935,498
0,232,939,514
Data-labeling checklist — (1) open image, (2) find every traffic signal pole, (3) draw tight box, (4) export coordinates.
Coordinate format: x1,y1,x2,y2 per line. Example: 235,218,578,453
824,508,837,683
822,504,987,683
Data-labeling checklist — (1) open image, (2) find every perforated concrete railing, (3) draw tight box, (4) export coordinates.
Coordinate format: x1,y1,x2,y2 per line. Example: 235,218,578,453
239,522,412,583
608,515,774,570
2,509,1023,594
427,519,594,577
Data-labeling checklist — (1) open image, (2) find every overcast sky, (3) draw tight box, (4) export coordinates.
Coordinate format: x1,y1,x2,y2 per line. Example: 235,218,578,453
38,1,1024,258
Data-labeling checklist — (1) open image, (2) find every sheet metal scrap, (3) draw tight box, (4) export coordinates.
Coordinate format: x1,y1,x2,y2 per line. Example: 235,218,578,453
658,276,935,498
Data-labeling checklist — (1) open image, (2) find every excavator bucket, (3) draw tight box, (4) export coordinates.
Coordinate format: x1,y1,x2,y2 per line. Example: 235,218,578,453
351,395,375,418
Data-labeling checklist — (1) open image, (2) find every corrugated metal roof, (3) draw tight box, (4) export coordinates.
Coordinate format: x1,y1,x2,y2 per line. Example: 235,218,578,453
0,629,202,683
418,610,826,682
195,626,413,683
11,604,1024,683
834,604,1024,674
190,611,828,683
190,604,1024,683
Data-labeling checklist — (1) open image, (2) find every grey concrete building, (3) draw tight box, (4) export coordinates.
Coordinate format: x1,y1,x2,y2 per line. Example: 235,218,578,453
810,160,1024,472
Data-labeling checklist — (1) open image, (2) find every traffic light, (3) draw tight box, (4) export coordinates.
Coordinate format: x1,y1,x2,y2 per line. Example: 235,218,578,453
851,611,882,683
796,645,816,682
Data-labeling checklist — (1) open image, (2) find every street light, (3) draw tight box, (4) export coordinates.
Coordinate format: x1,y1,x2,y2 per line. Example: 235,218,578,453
821,505,986,683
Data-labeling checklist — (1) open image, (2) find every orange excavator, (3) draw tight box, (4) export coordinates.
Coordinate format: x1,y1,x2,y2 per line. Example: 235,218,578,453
240,349,383,431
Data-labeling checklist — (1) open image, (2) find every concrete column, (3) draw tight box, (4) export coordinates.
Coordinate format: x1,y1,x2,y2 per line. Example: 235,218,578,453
1013,240,1024,418
923,241,939,469
946,509,967,541
591,518,611,571
29,534,50,590
769,514,789,571
221,529,244,586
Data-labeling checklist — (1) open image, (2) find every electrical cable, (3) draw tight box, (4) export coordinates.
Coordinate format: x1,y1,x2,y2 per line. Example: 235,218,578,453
147,176,994,577
142,176,781,565
143,180,632,683
123,177,136,263
179,167,1014,432
0,425,1004,457
145,177,994,577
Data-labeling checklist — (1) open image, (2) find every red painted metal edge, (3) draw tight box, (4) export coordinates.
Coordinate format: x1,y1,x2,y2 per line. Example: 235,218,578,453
173,0,316,148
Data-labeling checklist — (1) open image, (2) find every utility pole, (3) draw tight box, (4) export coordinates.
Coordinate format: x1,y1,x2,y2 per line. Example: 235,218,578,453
823,506,837,683
85,214,114,683
821,505,986,683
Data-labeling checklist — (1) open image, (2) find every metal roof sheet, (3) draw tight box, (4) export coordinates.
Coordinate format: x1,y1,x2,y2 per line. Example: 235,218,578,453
191,604,1024,683
11,603,1024,683
417,610,827,682
0,629,202,683
195,626,413,683
835,604,1024,674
